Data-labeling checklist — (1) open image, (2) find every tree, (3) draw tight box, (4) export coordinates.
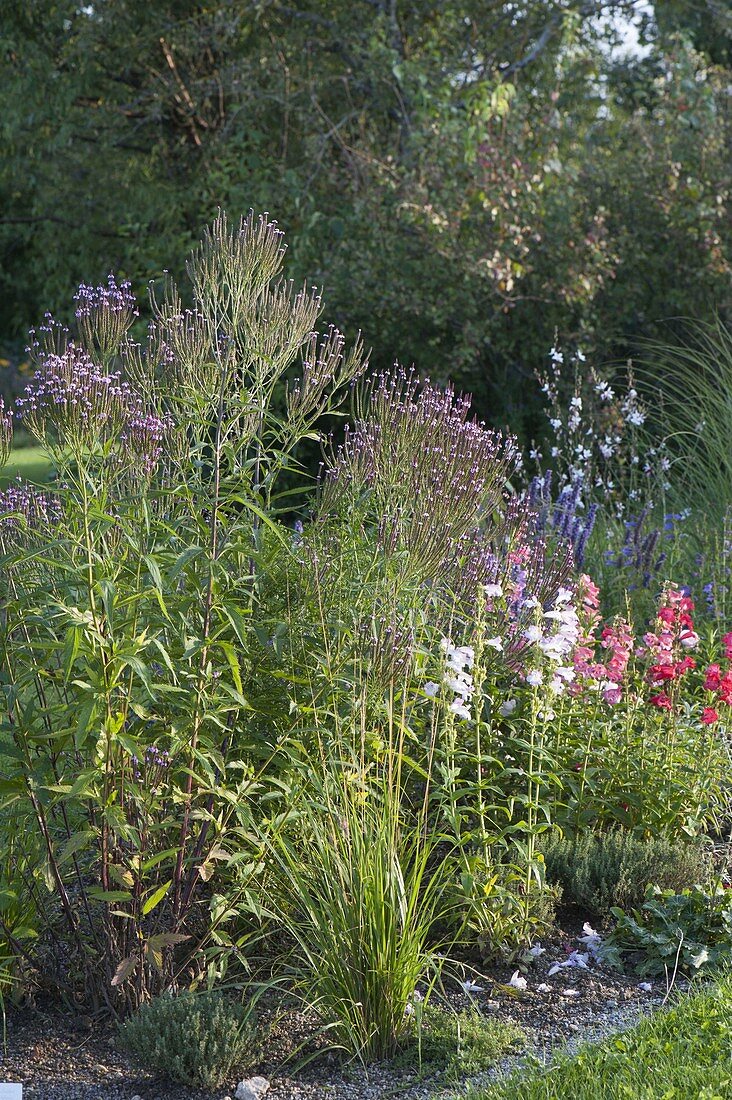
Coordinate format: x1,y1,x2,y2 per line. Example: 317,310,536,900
1,2,730,434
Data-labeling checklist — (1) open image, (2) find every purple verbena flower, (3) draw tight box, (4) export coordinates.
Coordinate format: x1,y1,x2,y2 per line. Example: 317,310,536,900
16,344,137,448
120,407,172,475
74,273,138,359
0,481,61,540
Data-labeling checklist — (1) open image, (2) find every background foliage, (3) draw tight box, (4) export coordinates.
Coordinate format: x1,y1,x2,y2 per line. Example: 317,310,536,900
2,1,731,436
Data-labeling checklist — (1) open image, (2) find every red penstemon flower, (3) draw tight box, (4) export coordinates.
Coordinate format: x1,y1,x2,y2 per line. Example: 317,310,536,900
701,706,719,725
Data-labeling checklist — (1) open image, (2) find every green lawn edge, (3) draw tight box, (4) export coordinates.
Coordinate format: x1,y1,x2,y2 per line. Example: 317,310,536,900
472,974,732,1100
0,446,51,487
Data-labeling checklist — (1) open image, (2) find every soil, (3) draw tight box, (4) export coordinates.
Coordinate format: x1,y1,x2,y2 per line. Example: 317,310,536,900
0,915,686,1100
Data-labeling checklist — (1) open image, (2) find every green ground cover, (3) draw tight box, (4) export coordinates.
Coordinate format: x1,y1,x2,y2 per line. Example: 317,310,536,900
476,976,732,1100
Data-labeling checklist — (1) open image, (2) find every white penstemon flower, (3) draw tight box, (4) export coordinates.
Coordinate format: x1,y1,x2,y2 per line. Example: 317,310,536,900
439,635,475,721
523,588,581,693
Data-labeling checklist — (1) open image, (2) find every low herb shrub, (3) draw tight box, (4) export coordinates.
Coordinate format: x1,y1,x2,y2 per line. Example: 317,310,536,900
118,990,260,1088
395,1003,524,1080
541,830,713,918
599,883,732,977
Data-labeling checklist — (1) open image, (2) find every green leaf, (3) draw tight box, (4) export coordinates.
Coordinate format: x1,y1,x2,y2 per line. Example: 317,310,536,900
141,880,172,916
58,830,95,865
87,889,133,903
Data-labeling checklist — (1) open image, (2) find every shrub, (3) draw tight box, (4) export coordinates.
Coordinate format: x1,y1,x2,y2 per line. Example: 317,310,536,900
118,990,260,1088
541,830,714,918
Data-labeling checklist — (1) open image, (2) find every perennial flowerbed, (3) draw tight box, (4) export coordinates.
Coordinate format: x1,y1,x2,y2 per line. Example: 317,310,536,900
0,212,730,1096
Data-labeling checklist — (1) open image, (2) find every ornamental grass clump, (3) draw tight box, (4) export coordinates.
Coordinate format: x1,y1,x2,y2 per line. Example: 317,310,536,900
262,764,453,1063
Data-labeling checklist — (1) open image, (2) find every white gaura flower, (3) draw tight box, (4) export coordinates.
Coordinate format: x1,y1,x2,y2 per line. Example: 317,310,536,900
509,971,527,991
484,583,503,598
499,699,517,717
485,636,503,651
423,681,440,698
526,669,543,687
524,625,543,643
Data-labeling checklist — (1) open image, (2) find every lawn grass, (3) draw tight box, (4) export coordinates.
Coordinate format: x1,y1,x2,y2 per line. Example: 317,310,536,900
0,446,52,487
474,975,732,1099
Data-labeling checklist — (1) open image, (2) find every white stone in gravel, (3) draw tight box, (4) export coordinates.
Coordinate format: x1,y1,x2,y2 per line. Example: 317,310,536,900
235,1077,270,1100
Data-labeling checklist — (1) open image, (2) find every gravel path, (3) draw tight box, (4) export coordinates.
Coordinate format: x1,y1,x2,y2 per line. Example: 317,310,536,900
0,937,682,1100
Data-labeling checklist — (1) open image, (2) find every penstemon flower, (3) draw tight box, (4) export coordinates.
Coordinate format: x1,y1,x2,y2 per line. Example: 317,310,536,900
424,635,476,721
